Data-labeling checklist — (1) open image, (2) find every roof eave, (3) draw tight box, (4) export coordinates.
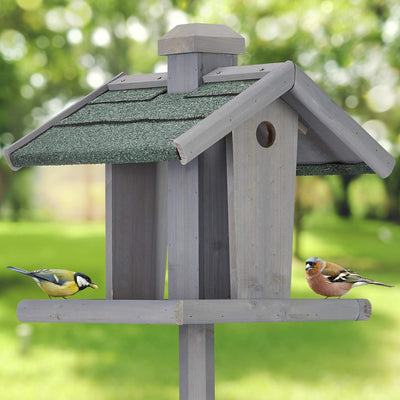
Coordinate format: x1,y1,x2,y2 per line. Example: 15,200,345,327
283,65,395,179
174,62,395,178
4,72,126,171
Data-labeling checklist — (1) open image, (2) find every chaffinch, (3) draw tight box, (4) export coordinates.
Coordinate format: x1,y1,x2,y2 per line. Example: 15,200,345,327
7,266,98,299
305,257,393,298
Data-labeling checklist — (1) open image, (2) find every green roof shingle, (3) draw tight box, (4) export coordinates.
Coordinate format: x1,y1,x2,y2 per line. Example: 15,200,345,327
10,81,254,167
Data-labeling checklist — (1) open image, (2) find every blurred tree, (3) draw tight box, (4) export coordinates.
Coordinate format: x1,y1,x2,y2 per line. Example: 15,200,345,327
0,0,175,218
0,0,399,222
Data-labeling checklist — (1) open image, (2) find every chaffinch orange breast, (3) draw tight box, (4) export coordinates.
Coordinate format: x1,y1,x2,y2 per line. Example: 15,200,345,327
305,257,393,298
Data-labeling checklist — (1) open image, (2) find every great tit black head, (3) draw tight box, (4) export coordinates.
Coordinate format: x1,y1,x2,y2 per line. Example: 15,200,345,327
74,272,98,290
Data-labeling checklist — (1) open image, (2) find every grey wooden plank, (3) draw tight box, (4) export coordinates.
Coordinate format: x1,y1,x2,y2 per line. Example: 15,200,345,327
283,65,395,178
17,300,181,324
227,99,298,299
199,139,230,300
108,73,167,90
167,159,200,300
203,63,286,82
16,299,371,324
173,61,296,164
180,299,371,323
158,23,245,56
4,72,126,171
179,325,215,400
106,162,167,300
167,53,237,94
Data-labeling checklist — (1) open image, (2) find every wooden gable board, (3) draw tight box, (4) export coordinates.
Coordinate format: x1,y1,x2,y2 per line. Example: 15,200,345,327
108,72,167,90
196,62,395,178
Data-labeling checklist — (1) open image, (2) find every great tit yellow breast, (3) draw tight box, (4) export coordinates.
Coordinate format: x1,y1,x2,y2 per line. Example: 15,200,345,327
39,280,79,297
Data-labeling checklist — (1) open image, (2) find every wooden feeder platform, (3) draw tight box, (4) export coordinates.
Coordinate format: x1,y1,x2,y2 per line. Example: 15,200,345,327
17,298,371,324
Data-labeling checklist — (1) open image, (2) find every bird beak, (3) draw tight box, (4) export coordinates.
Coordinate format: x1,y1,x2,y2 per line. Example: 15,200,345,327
305,264,313,271
89,283,98,289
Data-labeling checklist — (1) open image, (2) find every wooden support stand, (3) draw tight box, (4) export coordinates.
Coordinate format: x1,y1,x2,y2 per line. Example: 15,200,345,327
162,25,244,400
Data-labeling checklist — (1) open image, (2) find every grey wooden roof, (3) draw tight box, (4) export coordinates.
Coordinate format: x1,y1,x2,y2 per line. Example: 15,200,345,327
4,61,395,178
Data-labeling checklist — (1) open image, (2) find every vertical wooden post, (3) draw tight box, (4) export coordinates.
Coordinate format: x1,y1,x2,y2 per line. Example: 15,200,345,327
159,24,245,400
105,162,167,299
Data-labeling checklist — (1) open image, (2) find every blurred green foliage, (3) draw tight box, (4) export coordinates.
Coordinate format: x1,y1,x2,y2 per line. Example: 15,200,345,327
1,0,400,221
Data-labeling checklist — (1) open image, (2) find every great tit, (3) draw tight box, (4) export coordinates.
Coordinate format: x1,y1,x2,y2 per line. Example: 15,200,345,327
7,266,98,299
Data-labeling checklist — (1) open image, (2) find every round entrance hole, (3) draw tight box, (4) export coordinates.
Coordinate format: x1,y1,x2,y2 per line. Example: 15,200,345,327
256,121,276,148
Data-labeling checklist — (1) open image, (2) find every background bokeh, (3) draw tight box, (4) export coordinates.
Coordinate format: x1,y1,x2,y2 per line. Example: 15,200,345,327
0,1,399,399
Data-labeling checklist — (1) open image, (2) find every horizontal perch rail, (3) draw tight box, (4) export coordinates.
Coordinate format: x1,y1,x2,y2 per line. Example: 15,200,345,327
17,299,371,324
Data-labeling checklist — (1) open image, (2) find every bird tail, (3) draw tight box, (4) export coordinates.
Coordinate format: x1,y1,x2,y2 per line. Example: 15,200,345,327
7,266,32,276
368,280,394,288
354,278,394,288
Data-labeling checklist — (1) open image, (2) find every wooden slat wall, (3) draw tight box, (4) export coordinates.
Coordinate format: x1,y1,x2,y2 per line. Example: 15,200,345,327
106,163,167,300
227,99,298,299
198,139,231,300
168,159,200,300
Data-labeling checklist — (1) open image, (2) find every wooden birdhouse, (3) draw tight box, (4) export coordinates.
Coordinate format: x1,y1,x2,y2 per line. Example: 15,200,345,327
5,23,395,400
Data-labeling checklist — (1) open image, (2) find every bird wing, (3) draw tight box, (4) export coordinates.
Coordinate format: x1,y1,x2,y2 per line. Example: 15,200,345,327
30,269,65,286
319,262,393,287
324,267,375,285
319,262,359,283
326,269,359,283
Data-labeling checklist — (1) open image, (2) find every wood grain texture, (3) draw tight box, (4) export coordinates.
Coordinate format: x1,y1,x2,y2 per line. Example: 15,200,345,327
179,325,215,400
106,163,167,300
108,73,167,90
17,300,180,324
203,63,285,82
167,53,237,94
158,23,245,56
198,139,230,300
167,160,200,300
173,61,295,164
179,299,371,323
16,299,371,324
227,99,298,299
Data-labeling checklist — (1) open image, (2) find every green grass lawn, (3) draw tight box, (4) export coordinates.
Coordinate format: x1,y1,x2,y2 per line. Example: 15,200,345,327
0,214,399,399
